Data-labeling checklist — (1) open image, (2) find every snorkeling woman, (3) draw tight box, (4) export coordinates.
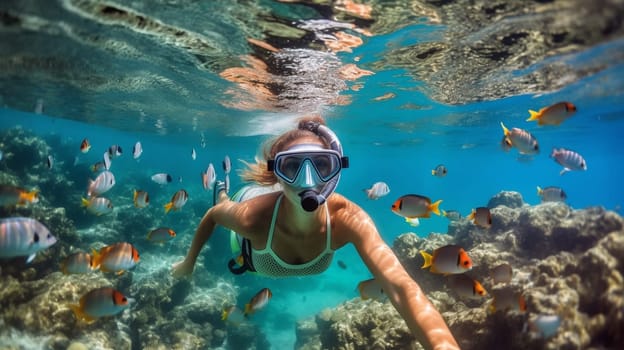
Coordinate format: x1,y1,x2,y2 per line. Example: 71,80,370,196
172,116,459,350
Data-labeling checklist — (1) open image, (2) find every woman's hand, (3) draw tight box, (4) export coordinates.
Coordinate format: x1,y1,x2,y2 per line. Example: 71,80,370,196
171,258,194,278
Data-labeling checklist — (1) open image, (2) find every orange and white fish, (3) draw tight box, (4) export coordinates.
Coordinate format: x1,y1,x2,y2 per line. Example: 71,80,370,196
468,207,492,228
447,274,487,300
357,278,386,301
431,164,447,177
87,171,115,197
81,197,113,216
147,227,176,243
0,217,56,263
244,288,272,316
526,101,576,126
60,251,95,275
550,148,587,175
420,245,473,275
91,242,139,274
69,287,130,324
500,122,539,155
80,138,91,153
391,194,442,218
364,181,390,200
164,189,188,213
490,263,513,284
133,190,149,208
0,185,39,207
489,288,527,313
222,305,246,325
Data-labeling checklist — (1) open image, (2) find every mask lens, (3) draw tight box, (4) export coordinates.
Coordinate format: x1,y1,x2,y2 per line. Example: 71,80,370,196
276,155,305,181
310,154,339,180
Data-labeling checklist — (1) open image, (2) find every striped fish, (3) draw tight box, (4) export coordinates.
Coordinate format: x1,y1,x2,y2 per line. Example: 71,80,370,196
0,217,57,263
550,148,587,175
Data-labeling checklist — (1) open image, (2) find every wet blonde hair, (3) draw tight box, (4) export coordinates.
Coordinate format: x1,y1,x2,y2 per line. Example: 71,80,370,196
240,115,330,185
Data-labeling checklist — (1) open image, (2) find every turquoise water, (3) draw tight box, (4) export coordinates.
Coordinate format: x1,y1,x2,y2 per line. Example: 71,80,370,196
1,1,624,349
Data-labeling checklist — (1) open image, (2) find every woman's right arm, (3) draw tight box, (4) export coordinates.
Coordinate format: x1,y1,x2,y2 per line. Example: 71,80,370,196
171,198,252,278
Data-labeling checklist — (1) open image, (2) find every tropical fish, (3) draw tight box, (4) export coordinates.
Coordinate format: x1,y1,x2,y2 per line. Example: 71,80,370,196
69,287,130,324
525,314,562,339
222,305,246,325
107,145,122,158
0,185,39,207
447,274,487,300
404,217,420,227
357,278,386,301
60,252,95,275
391,194,442,218
91,161,106,173
420,245,472,275
103,151,111,170
151,173,172,185
431,164,447,177
147,227,176,243
442,210,462,221
468,207,492,228
0,217,57,263
490,263,513,284
47,155,54,169
164,189,188,213
87,171,115,197
244,288,272,316
364,181,390,200
91,242,139,274
489,288,527,313
550,148,587,175
202,163,216,190
132,141,142,159
133,190,149,208
537,186,567,203
526,101,576,126
223,155,231,174
80,138,91,153
500,122,539,155
81,197,113,216
191,148,196,160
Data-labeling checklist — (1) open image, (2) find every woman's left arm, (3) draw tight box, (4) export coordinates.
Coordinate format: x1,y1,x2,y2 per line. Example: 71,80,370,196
337,199,460,350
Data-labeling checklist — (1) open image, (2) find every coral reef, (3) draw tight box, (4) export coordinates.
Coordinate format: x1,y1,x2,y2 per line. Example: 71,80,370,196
296,192,624,350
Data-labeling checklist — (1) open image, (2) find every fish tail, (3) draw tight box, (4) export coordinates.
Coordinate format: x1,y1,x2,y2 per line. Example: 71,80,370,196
133,190,138,207
164,202,173,213
442,210,448,217
69,303,94,323
526,109,540,122
81,197,90,208
500,122,509,136
21,190,39,204
420,251,433,269
90,248,101,270
536,186,542,195
221,309,229,321
244,303,252,316
430,199,442,216
431,169,435,176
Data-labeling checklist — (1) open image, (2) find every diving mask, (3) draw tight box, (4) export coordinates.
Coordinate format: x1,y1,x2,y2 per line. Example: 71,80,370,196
270,144,343,186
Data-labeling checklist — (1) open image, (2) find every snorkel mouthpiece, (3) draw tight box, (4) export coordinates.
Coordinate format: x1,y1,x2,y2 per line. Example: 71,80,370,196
300,190,322,212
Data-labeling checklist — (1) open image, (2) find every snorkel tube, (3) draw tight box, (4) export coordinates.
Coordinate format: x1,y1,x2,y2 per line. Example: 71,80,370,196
299,121,349,212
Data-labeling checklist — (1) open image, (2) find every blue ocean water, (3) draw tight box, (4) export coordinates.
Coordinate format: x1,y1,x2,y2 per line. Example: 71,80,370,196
1,3,624,349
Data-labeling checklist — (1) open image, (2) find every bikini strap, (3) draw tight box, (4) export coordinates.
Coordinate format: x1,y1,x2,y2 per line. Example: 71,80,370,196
266,194,284,246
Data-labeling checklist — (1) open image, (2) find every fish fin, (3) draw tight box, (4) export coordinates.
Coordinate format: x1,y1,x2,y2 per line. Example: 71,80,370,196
431,169,436,176
420,251,433,269
244,303,252,316
500,122,509,136
221,309,229,321
536,186,542,195
430,200,442,216
357,282,369,300
69,303,85,321
26,253,36,263
81,197,90,208
90,248,101,270
526,109,540,122
164,202,173,213
559,168,570,176
20,190,39,204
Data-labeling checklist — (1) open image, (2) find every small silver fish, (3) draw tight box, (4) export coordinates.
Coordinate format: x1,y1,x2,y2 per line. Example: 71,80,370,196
151,173,172,185
191,148,196,160
537,186,567,203
550,148,587,175
223,155,231,174
47,155,54,169
132,141,143,159
431,164,447,177
364,181,390,200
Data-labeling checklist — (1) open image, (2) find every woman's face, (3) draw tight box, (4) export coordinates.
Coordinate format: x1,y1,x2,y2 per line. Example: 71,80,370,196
278,137,327,209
